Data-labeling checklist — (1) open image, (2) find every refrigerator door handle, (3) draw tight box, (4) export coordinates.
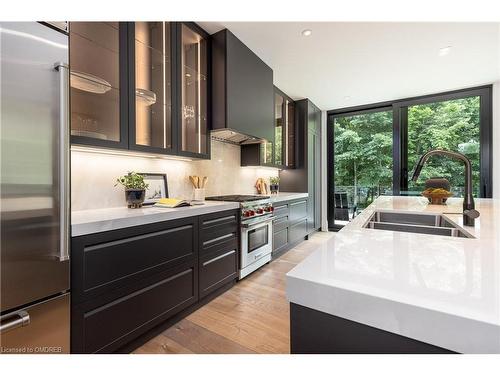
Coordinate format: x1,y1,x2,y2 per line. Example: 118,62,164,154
0,311,30,333
54,62,70,262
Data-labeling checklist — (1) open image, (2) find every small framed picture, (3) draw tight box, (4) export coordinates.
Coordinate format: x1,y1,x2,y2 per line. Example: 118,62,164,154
141,173,168,205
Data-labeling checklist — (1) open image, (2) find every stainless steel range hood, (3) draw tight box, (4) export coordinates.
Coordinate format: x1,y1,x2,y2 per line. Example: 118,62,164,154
211,129,265,145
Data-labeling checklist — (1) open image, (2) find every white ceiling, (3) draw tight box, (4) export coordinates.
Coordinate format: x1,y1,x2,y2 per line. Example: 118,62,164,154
198,22,500,110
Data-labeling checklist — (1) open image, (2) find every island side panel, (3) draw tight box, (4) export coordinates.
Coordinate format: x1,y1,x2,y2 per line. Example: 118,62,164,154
289,303,455,354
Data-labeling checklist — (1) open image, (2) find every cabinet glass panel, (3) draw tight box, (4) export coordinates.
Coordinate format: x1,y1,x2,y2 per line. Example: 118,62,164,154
275,93,284,165
286,99,295,167
260,141,273,164
180,24,208,155
70,22,121,142
134,22,172,149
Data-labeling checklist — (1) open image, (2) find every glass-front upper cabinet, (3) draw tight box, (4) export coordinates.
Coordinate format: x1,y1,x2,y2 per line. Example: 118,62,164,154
274,92,284,166
70,22,128,148
270,88,295,168
178,23,210,158
285,97,295,167
131,22,174,153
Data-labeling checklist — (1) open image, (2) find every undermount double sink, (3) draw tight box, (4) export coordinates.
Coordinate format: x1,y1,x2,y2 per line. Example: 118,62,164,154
364,211,474,238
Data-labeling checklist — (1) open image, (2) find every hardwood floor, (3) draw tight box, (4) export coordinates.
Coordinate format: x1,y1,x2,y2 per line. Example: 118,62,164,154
133,231,334,354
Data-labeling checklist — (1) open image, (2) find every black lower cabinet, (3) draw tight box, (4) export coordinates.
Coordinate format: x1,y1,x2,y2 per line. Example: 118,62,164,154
72,263,197,354
272,198,308,258
290,303,455,354
71,209,239,353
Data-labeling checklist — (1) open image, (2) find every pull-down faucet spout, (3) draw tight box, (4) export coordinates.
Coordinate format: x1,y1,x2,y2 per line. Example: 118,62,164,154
411,149,479,226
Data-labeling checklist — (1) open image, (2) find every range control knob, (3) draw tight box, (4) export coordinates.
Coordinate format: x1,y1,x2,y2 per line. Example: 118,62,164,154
256,208,264,214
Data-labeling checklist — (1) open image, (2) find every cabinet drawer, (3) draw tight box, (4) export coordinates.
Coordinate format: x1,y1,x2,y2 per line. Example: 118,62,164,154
273,215,289,232
273,204,289,218
289,200,307,222
289,218,307,243
71,218,197,304
201,231,238,256
200,210,239,244
78,264,196,353
273,228,288,253
199,246,238,298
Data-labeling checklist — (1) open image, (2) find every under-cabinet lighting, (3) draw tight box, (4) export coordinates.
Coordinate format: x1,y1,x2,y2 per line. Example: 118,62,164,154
301,29,312,37
71,145,193,162
241,165,283,171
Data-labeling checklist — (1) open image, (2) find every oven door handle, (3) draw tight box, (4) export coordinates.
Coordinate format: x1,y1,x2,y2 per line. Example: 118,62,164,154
241,216,274,228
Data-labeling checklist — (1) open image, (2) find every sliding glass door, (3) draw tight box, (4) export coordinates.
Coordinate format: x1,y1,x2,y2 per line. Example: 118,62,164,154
328,85,492,230
331,108,393,226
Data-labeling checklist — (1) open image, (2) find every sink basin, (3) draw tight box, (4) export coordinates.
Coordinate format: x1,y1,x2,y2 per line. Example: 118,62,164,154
364,211,474,238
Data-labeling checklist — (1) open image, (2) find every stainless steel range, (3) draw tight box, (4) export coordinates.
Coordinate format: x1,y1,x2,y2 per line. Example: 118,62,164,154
206,195,273,279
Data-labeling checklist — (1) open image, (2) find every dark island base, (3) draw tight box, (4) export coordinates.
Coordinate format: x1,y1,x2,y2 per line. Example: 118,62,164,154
290,303,456,354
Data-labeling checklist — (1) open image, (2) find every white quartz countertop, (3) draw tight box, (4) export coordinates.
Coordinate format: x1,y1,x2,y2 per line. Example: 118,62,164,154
286,196,500,353
267,192,309,203
72,201,239,237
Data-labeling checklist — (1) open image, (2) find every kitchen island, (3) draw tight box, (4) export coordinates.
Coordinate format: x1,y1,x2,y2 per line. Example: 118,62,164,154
286,196,500,354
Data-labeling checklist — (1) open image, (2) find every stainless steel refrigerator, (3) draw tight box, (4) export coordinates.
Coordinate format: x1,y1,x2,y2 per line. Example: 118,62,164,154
0,22,70,354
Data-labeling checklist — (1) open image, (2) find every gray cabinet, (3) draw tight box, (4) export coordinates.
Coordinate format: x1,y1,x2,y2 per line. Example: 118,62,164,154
279,99,321,233
211,29,274,142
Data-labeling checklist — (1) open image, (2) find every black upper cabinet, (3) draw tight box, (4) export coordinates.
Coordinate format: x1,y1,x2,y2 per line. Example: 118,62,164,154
176,23,211,159
241,86,295,168
70,22,129,149
70,22,210,159
129,22,177,155
212,29,274,142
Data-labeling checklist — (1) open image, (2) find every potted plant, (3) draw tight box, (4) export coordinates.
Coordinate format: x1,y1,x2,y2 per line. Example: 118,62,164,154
115,172,149,208
269,176,280,195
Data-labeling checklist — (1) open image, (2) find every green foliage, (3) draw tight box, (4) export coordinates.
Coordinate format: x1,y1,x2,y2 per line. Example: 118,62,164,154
407,96,480,195
333,96,481,207
270,176,280,185
334,110,393,207
115,172,149,190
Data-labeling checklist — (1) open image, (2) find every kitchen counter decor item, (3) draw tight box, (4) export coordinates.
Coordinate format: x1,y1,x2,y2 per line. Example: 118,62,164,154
269,176,280,194
115,172,149,208
425,177,451,191
189,175,207,201
422,187,453,205
141,173,168,205
255,177,269,195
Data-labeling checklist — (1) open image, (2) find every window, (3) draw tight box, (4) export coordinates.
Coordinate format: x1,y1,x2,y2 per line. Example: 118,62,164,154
327,86,492,230
332,109,393,226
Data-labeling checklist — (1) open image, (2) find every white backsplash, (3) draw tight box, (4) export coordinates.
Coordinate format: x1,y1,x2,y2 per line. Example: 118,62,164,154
71,139,279,211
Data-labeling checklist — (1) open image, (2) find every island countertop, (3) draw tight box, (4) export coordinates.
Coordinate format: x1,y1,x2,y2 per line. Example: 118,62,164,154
286,196,500,353
72,201,240,237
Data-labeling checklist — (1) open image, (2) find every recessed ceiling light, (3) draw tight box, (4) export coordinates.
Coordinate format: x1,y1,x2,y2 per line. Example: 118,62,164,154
439,46,452,57
301,29,312,37
344,96,351,100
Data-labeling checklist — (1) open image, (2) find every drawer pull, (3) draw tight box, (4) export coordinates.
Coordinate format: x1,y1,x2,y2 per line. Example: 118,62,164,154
290,200,307,206
0,310,30,333
203,233,235,246
203,250,236,266
203,215,236,226
84,225,193,253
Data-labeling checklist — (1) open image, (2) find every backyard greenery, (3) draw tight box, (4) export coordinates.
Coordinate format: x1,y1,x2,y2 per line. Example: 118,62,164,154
334,96,480,209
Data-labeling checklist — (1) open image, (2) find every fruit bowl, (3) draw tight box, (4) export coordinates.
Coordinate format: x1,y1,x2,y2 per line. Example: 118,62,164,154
422,188,453,205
